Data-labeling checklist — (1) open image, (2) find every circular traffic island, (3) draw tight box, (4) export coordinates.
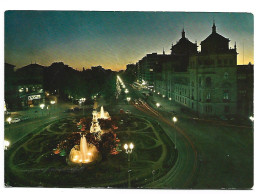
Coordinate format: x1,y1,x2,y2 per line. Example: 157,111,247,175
5,114,177,188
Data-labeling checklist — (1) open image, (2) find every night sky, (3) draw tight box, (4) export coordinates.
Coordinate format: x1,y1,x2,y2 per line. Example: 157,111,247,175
5,11,254,71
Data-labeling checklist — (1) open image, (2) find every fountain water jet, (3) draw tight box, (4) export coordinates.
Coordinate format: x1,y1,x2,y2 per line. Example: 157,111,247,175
97,106,110,120
69,135,98,164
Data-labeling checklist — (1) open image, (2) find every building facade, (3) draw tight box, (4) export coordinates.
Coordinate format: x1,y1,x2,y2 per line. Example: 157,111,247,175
136,22,253,118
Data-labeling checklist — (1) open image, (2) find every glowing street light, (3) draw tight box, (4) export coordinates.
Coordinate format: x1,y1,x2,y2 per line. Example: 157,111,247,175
129,143,134,149
124,142,134,188
169,97,172,101
4,140,10,150
156,103,160,108
40,104,45,109
162,95,165,98
249,116,254,122
173,116,178,149
7,117,12,124
50,100,56,105
126,97,131,102
79,98,86,115
40,104,45,116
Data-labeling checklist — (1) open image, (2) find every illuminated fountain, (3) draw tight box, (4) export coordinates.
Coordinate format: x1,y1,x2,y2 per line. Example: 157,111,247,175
69,135,98,164
90,101,103,140
97,106,111,120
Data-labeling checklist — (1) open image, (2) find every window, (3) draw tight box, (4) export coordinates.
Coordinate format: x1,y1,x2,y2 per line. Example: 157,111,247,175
205,77,212,87
206,93,211,99
223,90,229,100
199,77,202,86
206,93,211,102
224,72,229,79
223,90,230,102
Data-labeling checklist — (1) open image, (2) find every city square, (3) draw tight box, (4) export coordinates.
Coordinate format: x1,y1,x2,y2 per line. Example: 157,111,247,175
3,11,254,189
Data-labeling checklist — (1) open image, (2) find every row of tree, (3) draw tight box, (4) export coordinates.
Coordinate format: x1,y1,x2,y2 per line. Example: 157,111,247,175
5,62,118,109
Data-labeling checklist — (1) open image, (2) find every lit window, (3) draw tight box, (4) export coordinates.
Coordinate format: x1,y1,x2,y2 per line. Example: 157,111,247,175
206,93,211,100
223,90,229,99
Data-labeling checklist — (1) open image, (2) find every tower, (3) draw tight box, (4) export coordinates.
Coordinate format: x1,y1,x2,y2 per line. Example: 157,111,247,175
182,28,185,38
212,19,216,33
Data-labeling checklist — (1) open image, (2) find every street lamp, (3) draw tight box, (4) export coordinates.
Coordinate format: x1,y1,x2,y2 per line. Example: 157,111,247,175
40,104,45,109
4,140,10,150
50,100,56,116
124,143,134,188
40,104,45,116
79,98,86,115
156,103,160,108
126,97,131,102
173,117,178,149
7,117,12,124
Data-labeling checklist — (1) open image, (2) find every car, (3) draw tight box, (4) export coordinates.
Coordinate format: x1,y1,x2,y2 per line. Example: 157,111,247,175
64,109,74,113
11,118,21,123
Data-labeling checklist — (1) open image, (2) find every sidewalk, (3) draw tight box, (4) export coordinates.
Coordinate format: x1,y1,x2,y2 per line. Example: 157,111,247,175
146,92,252,127
5,101,77,122
146,92,198,119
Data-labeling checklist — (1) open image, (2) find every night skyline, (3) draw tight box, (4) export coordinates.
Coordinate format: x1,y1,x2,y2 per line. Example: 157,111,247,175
5,11,254,71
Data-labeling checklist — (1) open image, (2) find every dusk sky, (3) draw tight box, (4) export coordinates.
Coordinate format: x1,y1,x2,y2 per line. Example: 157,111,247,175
5,11,254,71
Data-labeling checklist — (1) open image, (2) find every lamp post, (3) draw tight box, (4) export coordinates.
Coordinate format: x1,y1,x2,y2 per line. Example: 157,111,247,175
40,104,45,116
173,117,178,149
124,143,134,188
126,97,131,103
50,100,56,116
152,170,156,182
79,98,86,115
7,117,12,124
4,140,10,150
